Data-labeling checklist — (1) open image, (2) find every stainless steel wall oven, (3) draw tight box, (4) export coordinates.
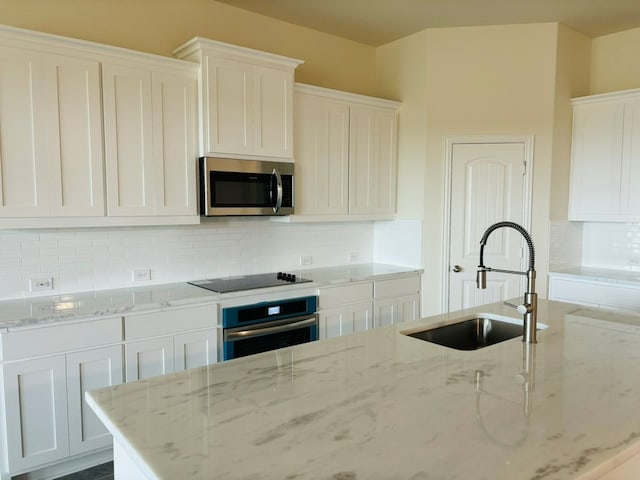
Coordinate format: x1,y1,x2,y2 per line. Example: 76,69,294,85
221,296,318,361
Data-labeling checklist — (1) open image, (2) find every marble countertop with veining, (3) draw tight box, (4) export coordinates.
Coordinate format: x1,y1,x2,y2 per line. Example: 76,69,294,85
0,263,421,331
86,299,640,480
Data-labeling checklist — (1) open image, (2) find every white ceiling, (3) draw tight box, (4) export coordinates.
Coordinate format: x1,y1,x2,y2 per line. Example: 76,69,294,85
215,0,640,46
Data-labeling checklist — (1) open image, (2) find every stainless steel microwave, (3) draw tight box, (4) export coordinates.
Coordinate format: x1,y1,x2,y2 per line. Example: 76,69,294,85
199,157,294,216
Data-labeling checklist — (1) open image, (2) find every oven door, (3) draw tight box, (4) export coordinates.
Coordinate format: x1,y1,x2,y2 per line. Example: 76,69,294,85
223,314,318,360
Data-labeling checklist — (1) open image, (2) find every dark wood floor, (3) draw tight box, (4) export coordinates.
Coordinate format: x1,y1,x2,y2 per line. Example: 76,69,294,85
55,462,113,480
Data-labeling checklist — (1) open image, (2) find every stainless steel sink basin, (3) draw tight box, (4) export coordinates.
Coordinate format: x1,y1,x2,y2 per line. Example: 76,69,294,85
401,314,548,351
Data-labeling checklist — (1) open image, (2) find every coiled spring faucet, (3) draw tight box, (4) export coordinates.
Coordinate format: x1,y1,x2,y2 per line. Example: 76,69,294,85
476,221,538,343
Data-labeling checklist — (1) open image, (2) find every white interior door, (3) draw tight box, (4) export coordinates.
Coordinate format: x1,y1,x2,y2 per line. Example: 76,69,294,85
447,141,531,311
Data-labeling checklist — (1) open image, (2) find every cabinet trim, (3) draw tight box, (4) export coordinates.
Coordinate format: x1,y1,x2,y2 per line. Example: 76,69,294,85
174,37,304,70
295,83,401,109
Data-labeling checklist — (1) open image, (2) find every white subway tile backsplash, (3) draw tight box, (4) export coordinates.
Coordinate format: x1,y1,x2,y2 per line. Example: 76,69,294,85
1,220,377,300
580,222,640,270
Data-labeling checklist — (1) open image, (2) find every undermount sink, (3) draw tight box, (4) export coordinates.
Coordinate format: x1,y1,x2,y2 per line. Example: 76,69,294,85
401,313,548,351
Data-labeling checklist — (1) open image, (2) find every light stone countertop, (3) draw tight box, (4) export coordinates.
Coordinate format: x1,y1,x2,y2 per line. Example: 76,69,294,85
0,263,421,331
549,266,640,286
86,299,640,480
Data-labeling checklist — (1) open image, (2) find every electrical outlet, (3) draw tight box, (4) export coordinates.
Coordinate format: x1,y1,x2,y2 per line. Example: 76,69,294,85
300,255,313,266
30,277,54,292
133,269,152,282
348,251,359,263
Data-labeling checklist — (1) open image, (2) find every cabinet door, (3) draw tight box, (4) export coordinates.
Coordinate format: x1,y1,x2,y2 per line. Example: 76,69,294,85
620,98,640,217
125,337,175,381
0,46,49,217
253,66,293,158
374,294,420,328
174,329,218,371
569,101,625,220
318,302,373,340
2,356,69,472
45,54,104,216
152,71,198,216
66,345,123,455
294,93,349,214
103,63,154,216
349,105,398,215
204,57,253,155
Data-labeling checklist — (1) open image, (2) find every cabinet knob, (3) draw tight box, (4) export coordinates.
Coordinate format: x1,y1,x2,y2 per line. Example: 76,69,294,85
452,265,462,273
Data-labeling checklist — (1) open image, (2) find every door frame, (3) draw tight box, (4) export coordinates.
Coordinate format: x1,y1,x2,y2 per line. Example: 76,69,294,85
441,134,535,312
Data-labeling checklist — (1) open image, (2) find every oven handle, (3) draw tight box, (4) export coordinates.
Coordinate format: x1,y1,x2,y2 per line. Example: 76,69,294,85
224,315,317,341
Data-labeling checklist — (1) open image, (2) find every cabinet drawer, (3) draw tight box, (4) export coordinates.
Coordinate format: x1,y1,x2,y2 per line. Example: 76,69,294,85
0,317,122,361
124,303,216,340
374,275,420,299
319,282,372,309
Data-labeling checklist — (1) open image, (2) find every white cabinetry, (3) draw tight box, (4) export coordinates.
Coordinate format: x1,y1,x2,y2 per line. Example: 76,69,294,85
349,105,398,215
294,92,350,215
318,283,373,340
124,303,217,381
0,24,199,228
569,89,640,221
548,275,640,311
66,345,123,456
0,317,122,476
0,44,104,218
2,355,69,471
174,38,303,159
291,84,400,221
373,276,421,327
102,61,198,217
317,273,421,339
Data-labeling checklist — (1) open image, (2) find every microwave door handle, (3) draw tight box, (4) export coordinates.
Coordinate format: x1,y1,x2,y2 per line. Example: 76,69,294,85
272,168,283,213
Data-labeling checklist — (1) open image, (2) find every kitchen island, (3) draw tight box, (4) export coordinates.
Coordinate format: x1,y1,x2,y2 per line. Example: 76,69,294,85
86,299,640,479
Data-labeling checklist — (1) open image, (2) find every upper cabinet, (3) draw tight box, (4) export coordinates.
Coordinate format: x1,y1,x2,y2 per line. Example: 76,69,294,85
569,89,640,221
174,38,303,160
0,45,104,218
291,83,400,221
0,25,199,227
102,62,198,217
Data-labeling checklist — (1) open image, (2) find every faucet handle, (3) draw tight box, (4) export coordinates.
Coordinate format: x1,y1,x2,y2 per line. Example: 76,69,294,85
504,301,532,315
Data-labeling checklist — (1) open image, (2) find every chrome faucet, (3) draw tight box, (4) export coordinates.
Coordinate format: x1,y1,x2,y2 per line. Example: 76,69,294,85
476,221,538,343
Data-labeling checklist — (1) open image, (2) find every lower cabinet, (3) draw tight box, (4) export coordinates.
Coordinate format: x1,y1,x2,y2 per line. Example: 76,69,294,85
374,294,420,327
66,346,124,456
2,355,69,472
1,344,123,474
123,303,217,381
548,275,640,311
0,302,218,479
318,273,422,340
125,329,217,381
318,302,373,339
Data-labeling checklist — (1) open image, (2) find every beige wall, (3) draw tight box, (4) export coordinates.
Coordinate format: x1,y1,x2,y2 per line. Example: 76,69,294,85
376,30,429,220
591,27,640,94
550,25,591,221
376,23,563,314
0,0,378,96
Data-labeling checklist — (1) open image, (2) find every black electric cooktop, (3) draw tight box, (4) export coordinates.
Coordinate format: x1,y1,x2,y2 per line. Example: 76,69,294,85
188,272,311,293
